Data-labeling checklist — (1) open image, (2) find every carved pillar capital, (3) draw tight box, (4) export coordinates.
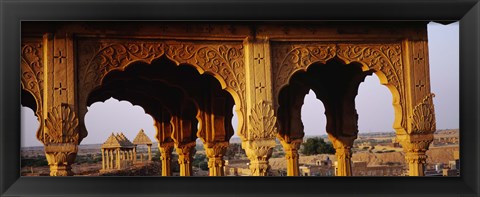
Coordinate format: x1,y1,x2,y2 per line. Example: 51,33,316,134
175,141,196,164
280,139,302,160
43,104,80,176
204,142,229,176
243,139,276,176
397,133,433,176
44,143,78,176
175,141,195,176
328,134,355,176
159,142,174,161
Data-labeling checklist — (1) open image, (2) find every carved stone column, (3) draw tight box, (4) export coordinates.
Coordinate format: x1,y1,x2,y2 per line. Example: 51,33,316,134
41,33,84,176
175,142,196,176
242,37,278,176
204,142,229,176
328,134,355,176
399,38,436,176
280,139,302,176
159,142,174,176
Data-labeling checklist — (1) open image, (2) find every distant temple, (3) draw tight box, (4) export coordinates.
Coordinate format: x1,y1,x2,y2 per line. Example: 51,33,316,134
100,132,135,171
133,129,153,161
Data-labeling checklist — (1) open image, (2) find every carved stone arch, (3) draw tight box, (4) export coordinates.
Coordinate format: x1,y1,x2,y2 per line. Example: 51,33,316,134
336,43,406,133
77,38,246,143
271,42,406,134
271,42,337,109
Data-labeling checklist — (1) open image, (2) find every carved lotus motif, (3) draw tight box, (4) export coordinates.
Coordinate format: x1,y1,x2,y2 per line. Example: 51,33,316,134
45,104,79,144
249,101,277,139
410,94,436,133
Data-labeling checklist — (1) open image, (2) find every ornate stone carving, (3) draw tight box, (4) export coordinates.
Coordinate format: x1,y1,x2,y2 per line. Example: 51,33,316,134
44,104,79,144
243,139,276,176
43,104,79,176
410,93,436,133
272,42,406,128
271,43,336,99
248,101,277,140
77,39,247,144
204,142,229,158
21,41,44,140
175,141,196,164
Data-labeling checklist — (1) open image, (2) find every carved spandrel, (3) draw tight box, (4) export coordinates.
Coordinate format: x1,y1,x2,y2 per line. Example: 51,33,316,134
271,43,336,102
21,39,45,142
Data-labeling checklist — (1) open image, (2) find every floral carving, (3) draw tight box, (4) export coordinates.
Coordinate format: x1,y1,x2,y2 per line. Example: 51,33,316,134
44,104,79,144
271,43,336,99
272,42,406,128
337,44,405,127
21,41,44,141
77,39,247,143
248,101,277,140
410,93,436,133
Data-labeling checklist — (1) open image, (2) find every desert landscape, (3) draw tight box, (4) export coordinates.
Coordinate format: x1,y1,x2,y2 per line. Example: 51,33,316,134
21,129,459,176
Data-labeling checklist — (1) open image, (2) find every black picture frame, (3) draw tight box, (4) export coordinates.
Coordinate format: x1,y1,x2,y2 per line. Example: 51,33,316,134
1,0,479,196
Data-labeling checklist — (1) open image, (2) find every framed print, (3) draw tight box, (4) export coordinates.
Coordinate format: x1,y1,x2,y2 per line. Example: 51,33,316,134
1,0,479,196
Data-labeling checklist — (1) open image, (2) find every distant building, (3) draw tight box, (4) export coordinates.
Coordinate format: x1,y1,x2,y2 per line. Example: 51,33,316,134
335,161,405,176
299,157,335,176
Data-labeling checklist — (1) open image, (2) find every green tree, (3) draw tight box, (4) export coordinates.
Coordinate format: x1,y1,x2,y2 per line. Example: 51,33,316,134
224,143,246,160
301,137,335,155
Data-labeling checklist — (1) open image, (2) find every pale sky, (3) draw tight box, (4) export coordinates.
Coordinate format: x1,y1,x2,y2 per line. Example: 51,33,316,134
21,22,459,147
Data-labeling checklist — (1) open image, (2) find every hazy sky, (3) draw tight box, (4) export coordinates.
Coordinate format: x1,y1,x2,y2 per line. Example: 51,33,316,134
21,22,459,147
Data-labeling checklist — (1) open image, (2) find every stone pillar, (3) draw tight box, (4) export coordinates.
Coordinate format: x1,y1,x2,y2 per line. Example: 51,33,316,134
133,147,137,163
328,134,355,176
110,150,114,169
399,38,436,176
147,144,152,161
159,142,174,176
117,148,121,170
204,142,229,176
40,33,84,176
101,149,105,170
398,134,433,176
280,139,302,176
175,142,196,176
242,37,278,176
